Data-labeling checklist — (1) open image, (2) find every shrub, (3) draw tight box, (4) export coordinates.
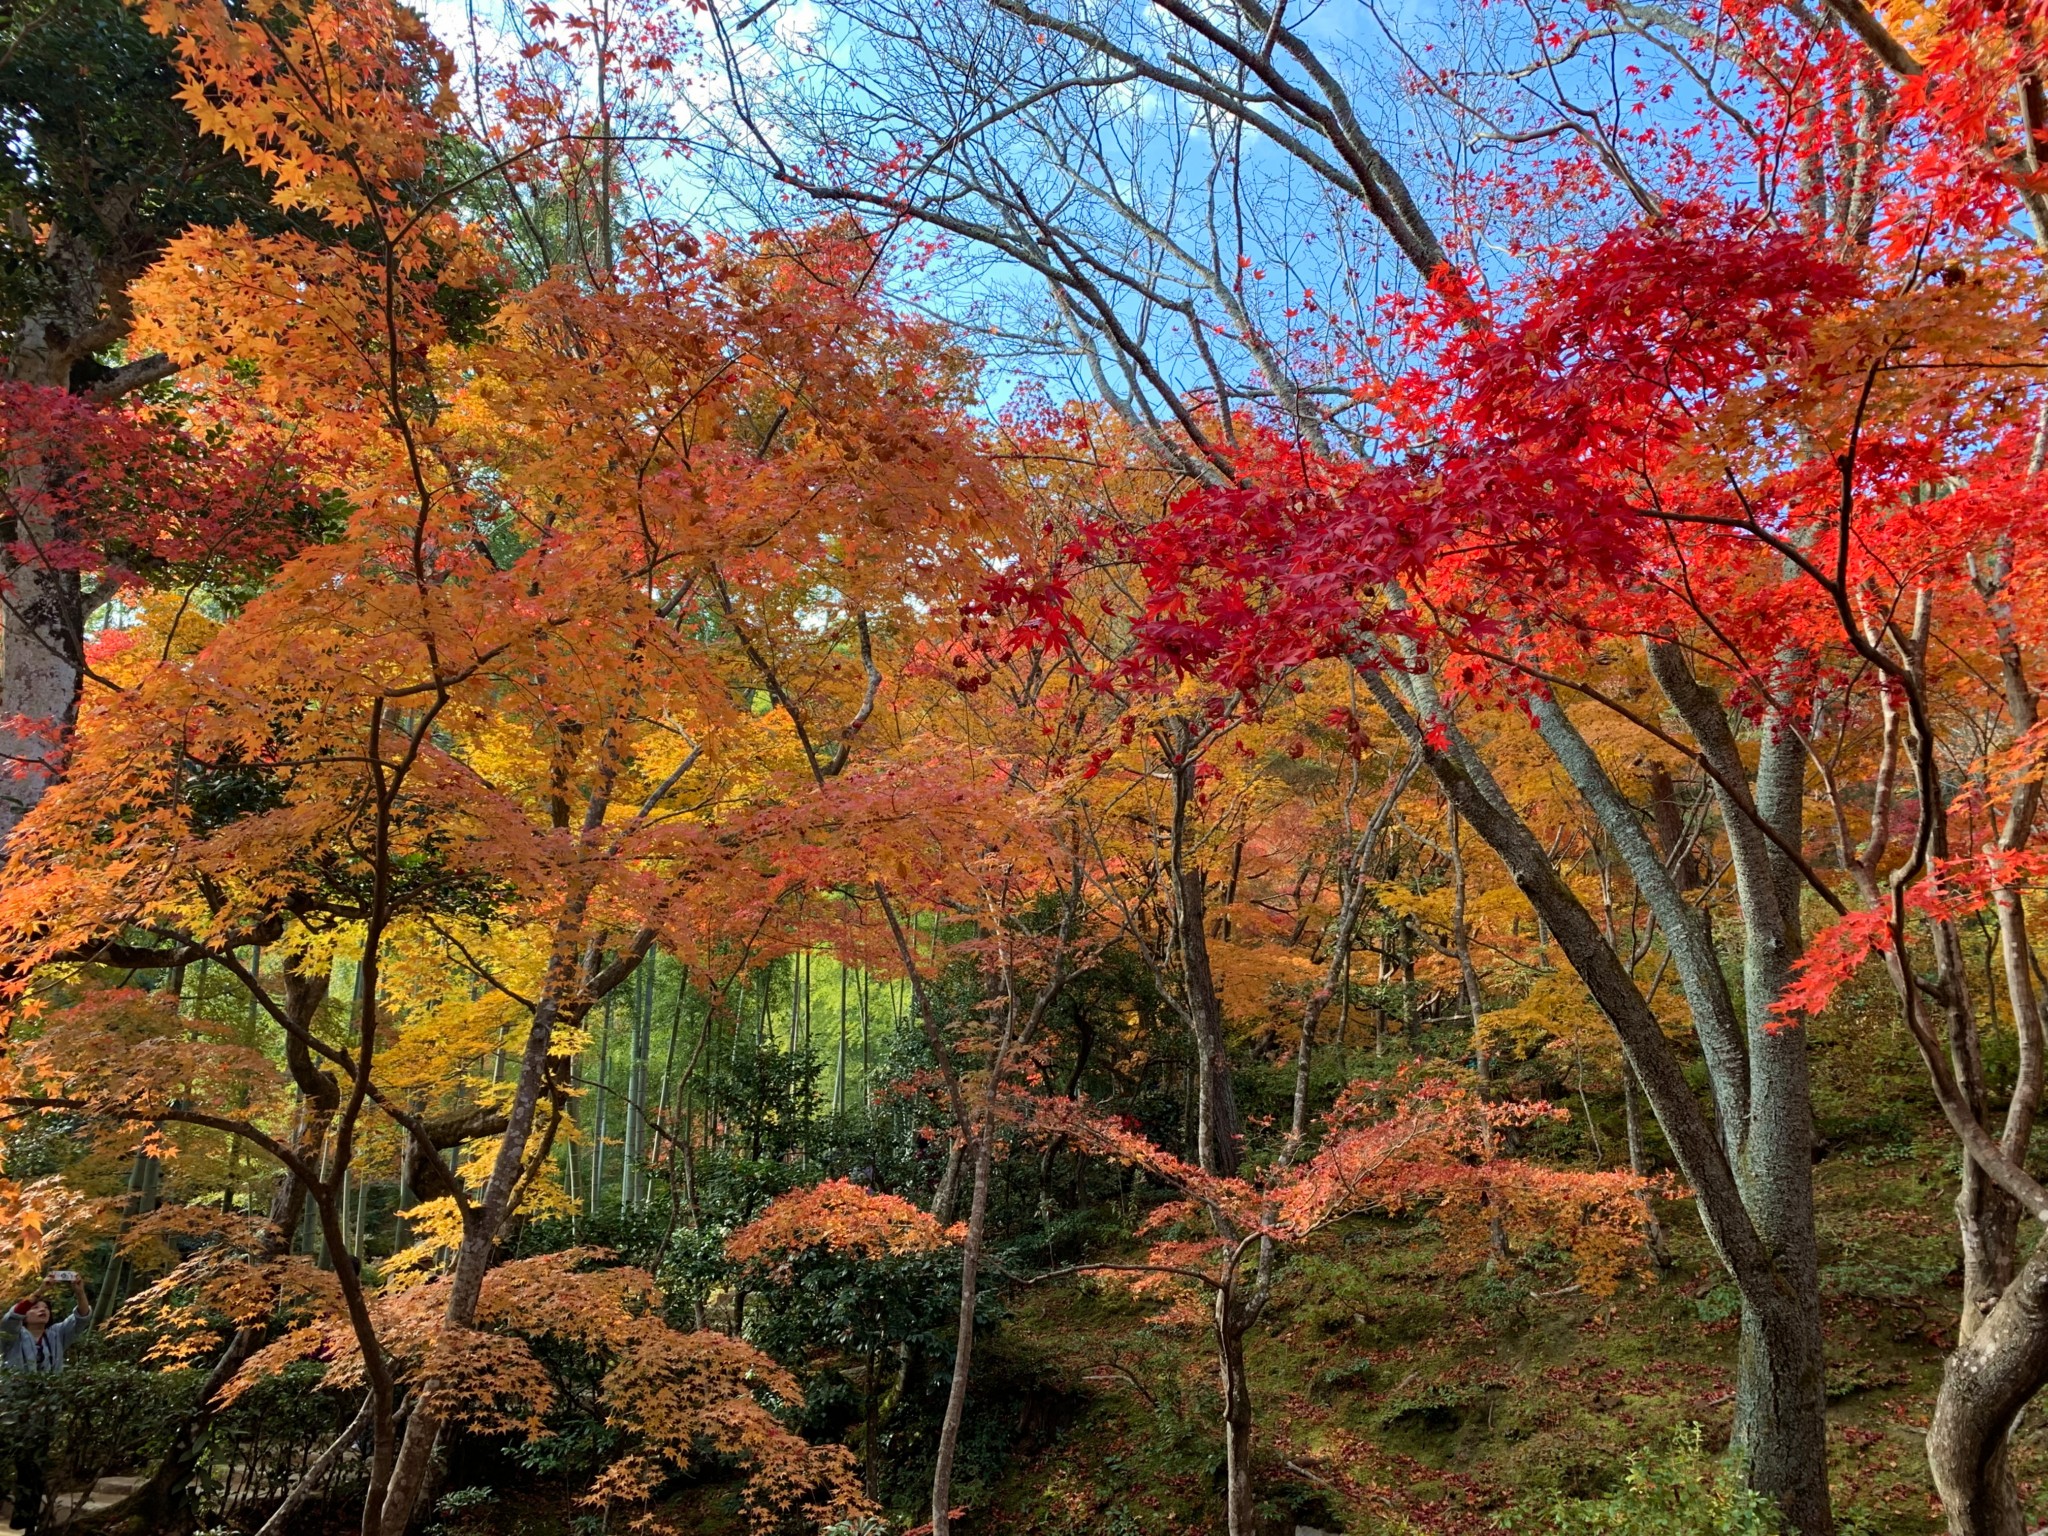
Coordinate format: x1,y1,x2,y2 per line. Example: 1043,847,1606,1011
1506,1426,1782,1536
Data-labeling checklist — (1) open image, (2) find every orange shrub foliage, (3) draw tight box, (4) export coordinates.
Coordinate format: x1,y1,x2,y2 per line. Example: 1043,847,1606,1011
726,1179,959,1276
207,1250,874,1532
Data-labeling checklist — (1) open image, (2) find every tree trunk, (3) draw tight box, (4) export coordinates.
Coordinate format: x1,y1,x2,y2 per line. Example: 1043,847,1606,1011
1939,876,2048,1517
930,1127,994,1536
931,1136,965,1225
1735,1289,1832,1536
1927,1229,2048,1536
1446,801,1488,1079
1215,1293,1255,1536
1365,664,1833,1535
1288,749,1415,1144
623,957,653,1210
1915,542,2048,1532
1179,870,1240,1175
1556,650,1831,1536
1,353,85,844
1529,684,1747,1154
1039,1005,1096,1196
1622,1062,1669,1263
377,959,585,1536
0,233,130,844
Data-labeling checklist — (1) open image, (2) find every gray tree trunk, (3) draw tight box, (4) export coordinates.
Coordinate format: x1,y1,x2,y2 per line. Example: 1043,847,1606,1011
1179,869,1241,1175
0,244,108,842
1637,648,1828,1534
1927,1229,2048,1536
1215,1292,1254,1536
928,1128,994,1536
1367,664,1832,1536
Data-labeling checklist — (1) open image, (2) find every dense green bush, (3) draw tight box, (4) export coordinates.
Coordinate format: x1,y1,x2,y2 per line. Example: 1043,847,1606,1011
1507,1427,1783,1536
0,1357,200,1505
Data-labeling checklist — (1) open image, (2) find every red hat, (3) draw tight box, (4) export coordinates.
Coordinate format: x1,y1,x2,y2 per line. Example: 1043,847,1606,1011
11,1299,34,1316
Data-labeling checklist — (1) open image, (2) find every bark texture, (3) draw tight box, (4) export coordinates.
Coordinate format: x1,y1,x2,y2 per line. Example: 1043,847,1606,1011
1368,664,1832,1535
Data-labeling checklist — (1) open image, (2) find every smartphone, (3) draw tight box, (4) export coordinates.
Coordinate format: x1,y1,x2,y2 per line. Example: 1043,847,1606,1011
46,1271,77,1284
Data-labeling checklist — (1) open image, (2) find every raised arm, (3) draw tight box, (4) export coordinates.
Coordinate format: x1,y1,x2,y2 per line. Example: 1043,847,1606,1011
55,1275,91,1340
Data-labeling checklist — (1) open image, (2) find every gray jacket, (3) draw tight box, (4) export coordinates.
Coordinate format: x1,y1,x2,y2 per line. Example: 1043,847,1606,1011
0,1307,88,1373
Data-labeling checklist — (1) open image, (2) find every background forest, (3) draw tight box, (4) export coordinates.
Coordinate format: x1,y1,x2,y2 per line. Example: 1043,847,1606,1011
0,0,2045,1533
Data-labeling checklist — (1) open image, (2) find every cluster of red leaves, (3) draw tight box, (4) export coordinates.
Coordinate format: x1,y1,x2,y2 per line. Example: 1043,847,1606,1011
980,216,1870,716
1775,845,2048,1026
1038,1076,1654,1323
0,382,326,592
971,197,2048,1066
1885,0,2048,250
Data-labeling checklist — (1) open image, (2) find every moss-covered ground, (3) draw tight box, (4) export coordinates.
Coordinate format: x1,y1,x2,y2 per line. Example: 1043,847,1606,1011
956,1007,2023,1535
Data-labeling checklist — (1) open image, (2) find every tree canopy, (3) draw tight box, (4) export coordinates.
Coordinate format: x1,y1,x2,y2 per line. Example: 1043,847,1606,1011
4,0,2048,1534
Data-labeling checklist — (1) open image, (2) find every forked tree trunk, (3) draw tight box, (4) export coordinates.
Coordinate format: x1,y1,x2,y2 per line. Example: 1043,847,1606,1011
1935,917,2048,1525
1914,543,2048,1534
1369,665,1834,1535
378,970,578,1536
1929,914,2041,1535
1927,1229,2048,1536
1548,649,1832,1536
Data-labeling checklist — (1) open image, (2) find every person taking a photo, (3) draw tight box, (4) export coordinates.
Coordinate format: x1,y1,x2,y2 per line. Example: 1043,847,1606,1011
0,1274,92,1536
0,1276,90,1376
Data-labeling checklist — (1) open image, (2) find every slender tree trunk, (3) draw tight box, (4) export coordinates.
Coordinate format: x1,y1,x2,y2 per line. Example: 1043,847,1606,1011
1289,749,1414,1145
377,906,617,1536
593,993,612,1210
1040,1006,1095,1195
1622,1062,1669,1263
1446,802,1488,1080
930,1128,994,1536
624,957,653,1210
790,952,802,1052
835,959,848,1113
931,1137,964,1225
1215,1294,1255,1536
1179,870,1240,1175
1710,684,1829,1536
